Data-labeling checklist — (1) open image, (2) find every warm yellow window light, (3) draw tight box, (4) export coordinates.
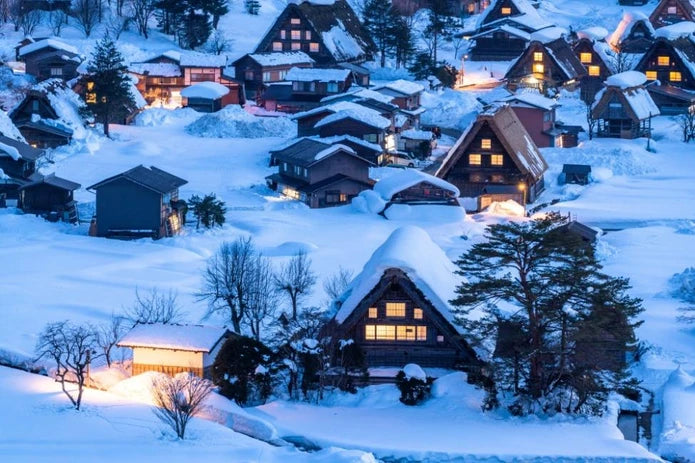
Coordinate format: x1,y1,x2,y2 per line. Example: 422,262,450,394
645,70,657,80
386,302,406,317
481,138,491,149
533,63,544,74
501,6,511,14
588,65,600,77
533,52,543,62
414,308,423,319
670,71,682,82
657,56,670,66
368,307,377,318
491,154,504,166
580,52,592,64
469,154,482,165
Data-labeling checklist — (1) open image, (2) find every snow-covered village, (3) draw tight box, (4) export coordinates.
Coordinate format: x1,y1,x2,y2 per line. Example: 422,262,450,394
2,0,695,460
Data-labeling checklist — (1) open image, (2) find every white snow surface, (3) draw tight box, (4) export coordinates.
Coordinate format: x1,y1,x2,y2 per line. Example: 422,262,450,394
577,26,609,41
285,67,351,82
402,363,427,380
247,51,314,66
0,141,20,160
18,38,79,56
0,110,24,141
185,106,296,138
373,168,459,200
181,82,230,99
374,79,424,96
500,90,559,110
128,62,182,77
654,21,695,40
117,323,227,352
606,71,648,89
321,21,366,62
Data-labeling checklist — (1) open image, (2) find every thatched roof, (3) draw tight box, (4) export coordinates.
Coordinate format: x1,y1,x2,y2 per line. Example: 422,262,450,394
649,0,695,26
635,37,695,82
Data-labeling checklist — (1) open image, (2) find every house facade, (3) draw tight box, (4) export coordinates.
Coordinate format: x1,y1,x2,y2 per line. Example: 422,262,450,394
87,165,188,240
649,0,695,28
499,92,559,147
18,39,82,82
19,174,80,223
634,37,695,91
9,84,78,148
505,38,587,91
573,37,615,101
232,52,315,100
262,67,353,113
0,136,43,202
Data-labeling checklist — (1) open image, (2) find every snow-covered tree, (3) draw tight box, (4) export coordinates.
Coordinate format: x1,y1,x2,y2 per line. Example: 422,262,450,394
275,251,317,319
151,373,212,439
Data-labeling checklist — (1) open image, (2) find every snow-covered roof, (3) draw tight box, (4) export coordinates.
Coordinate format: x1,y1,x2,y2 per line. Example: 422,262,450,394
321,21,367,62
117,324,228,352
577,26,609,41
500,91,559,110
314,143,356,160
314,106,391,129
470,24,531,41
606,70,647,89
655,21,695,40
476,0,547,31
374,169,459,201
334,226,464,332
181,81,230,99
19,38,78,57
128,62,182,77
22,79,88,140
313,134,382,152
608,11,654,49
374,79,424,96
623,87,660,120
285,67,350,82
321,86,396,105
0,110,24,142
400,129,434,141
530,26,567,44
179,52,227,68
247,51,314,66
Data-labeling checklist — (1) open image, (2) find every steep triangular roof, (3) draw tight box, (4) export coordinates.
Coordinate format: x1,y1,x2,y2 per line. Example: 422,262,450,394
88,165,187,194
649,0,695,27
505,39,587,82
592,72,660,121
634,37,695,82
435,104,547,181
476,0,550,32
608,11,655,50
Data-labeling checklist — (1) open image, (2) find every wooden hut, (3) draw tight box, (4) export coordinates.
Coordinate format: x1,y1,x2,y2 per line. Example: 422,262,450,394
232,51,315,100
649,0,695,28
559,164,592,185
0,135,44,203
19,173,80,223
435,104,547,204
327,226,481,372
87,165,188,240
373,169,460,211
647,84,695,114
18,38,82,82
505,38,587,92
117,324,230,378
608,12,655,53
592,71,660,139
181,82,234,112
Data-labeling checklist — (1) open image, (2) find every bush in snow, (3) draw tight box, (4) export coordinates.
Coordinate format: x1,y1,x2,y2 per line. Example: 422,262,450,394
396,364,433,405
670,267,695,323
211,335,273,405
151,372,212,439
188,193,226,230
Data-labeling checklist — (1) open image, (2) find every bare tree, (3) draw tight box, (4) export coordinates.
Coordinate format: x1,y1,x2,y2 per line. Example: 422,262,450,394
97,315,124,367
204,29,233,55
275,251,317,319
676,107,695,142
72,0,101,37
19,8,41,35
198,237,257,333
35,321,100,410
151,373,212,439
610,50,634,74
585,99,597,140
0,0,11,23
50,9,69,36
105,13,130,40
9,0,40,34
128,0,155,38
245,255,277,341
323,266,353,301
125,287,184,326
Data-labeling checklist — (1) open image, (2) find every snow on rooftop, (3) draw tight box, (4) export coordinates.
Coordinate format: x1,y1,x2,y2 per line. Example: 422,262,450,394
477,0,547,30
0,141,20,160
530,26,567,44
179,52,227,68
577,26,609,41
34,79,87,139
624,86,660,120
285,67,350,82
609,11,654,49
500,91,559,110
373,169,459,201
655,21,695,40
19,38,78,57
128,62,181,77
314,134,382,152
334,226,467,331
314,107,390,129
0,110,24,142
248,51,315,66
375,79,424,96
400,129,434,141
314,143,356,161
181,81,230,99
606,71,647,89
322,20,366,62
118,324,227,352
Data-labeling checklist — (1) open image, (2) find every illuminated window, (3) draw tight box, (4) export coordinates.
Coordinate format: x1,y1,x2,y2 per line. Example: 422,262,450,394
667,6,677,14
417,326,427,341
580,52,592,64
305,30,311,40
263,72,271,82
490,154,504,166
290,17,301,25
645,70,657,80
670,71,682,82
376,325,396,340
291,30,301,40
501,6,511,14
588,65,600,77
365,325,375,340
657,56,670,66
280,30,286,39
50,67,63,76
368,307,377,318
533,63,544,74
309,42,319,52
272,41,283,51
413,308,423,319
469,154,482,165
437,334,444,343
533,52,543,62
386,302,406,317
291,42,301,50
481,138,491,149
397,325,416,341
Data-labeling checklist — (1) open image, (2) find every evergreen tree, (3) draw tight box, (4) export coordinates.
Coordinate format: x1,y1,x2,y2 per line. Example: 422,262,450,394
188,193,226,229
391,15,416,69
155,0,186,35
86,37,136,137
205,0,229,28
244,0,261,15
451,213,643,415
362,0,397,67
177,2,212,49
424,0,456,63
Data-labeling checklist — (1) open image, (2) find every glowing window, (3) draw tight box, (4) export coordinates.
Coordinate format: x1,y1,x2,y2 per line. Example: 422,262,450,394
501,6,511,14
580,52,592,64
291,30,301,40
645,70,657,80
376,325,396,340
397,325,416,341
657,56,670,66
305,30,311,40
670,71,682,82
365,324,375,340
490,154,504,166
413,308,423,319
667,6,677,14
533,63,544,74
588,65,600,77
272,41,283,51
291,42,301,50
533,52,543,62
290,18,301,25
368,307,377,318
417,326,427,341
280,30,286,39
469,154,482,165
309,42,320,52
481,138,491,149
386,302,406,317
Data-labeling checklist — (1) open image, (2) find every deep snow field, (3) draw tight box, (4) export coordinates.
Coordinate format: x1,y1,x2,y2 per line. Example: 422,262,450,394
2,0,695,460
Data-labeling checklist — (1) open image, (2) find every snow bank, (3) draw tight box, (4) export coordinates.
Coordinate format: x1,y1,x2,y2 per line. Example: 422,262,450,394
352,189,387,214
485,200,526,217
577,26,609,41
606,71,647,89
185,106,296,138
669,267,695,302
659,366,695,462
0,110,24,141
384,204,466,222
181,82,229,99
135,107,202,127
263,241,319,256
654,21,695,40
421,88,481,130
402,363,427,381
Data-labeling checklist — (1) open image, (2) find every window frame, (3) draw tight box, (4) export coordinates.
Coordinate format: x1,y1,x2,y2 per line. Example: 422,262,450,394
468,153,482,165
657,55,670,66
490,154,504,166
385,302,406,317
580,52,592,64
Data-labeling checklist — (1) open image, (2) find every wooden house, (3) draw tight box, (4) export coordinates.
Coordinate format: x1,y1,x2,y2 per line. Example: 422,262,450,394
573,36,615,102
592,71,660,139
498,91,559,147
18,38,82,82
266,138,373,208
117,324,230,378
321,88,401,129
559,164,592,185
262,67,353,113
0,135,43,202
87,165,188,240
505,38,587,92
552,220,599,243
647,83,695,114
434,104,548,204
181,82,235,112
19,173,80,223
472,0,549,34
337,62,371,87
649,0,695,28
304,134,384,165
634,37,695,91
253,0,375,65
327,226,480,372
373,79,424,112
373,169,460,212
232,52,315,100
398,129,435,157
608,12,656,53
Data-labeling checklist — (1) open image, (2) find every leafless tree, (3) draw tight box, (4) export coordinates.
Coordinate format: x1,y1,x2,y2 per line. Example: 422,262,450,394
275,251,317,319
151,373,212,439
97,315,124,367
585,99,597,140
0,0,11,23
609,50,634,74
19,8,41,35
125,287,184,326
50,9,69,36
244,255,278,341
9,1,40,34
105,13,130,40
323,266,353,301
72,0,101,37
676,107,695,142
204,29,233,55
35,321,100,410
198,237,257,333
128,0,155,38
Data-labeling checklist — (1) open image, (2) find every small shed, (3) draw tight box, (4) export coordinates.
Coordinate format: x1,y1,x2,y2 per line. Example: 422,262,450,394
19,173,80,223
374,169,461,211
181,82,232,113
559,164,592,185
554,220,600,243
117,324,230,378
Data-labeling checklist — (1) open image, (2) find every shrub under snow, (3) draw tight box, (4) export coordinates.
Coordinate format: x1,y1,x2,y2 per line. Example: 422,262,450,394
185,106,296,138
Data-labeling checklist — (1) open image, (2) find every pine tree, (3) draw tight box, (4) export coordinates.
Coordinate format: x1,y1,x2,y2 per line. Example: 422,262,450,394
188,193,226,229
177,1,212,49
244,0,260,15
204,0,229,28
155,0,186,35
86,37,136,137
424,0,456,63
451,213,643,415
390,15,415,69
362,0,397,67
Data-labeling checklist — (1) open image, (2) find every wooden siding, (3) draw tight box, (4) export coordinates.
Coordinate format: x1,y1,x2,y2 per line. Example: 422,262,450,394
94,178,162,237
636,41,695,91
508,106,553,148
24,51,80,82
19,183,73,213
308,151,371,184
132,363,204,379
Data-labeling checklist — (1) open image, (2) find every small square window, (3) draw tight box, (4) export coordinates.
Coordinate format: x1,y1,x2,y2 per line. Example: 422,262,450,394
670,71,682,82
368,307,377,318
469,154,482,165
309,42,320,52
437,334,444,343
657,56,670,66
645,70,657,80
667,6,677,14
533,63,544,74
386,302,406,317
291,30,301,40
580,52,592,64
533,52,543,62
490,154,504,166
272,41,283,51
588,65,600,77
481,138,491,149
291,42,301,50
501,6,511,14
365,325,375,340
413,308,423,319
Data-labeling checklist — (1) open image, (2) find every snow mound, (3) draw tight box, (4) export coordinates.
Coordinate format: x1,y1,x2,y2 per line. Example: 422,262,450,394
605,71,647,89
421,88,481,130
108,371,165,404
263,241,319,256
352,189,387,214
402,363,427,381
666,366,694,389
0,110,24,141
668,267,695,303
655,21,695,40
185,106,296,138
541,139,657,177
485,200,526,217
577,26,609,41
384,204,465,222
135,107,202,127
181,82,230,99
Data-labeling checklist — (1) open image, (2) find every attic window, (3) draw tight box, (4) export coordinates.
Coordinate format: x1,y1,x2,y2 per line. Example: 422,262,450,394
469,154,482,165
310,42,320,52
667,6,677,14
291,30,301,40
533,63,544,74
490,154,504,166
413,308,423,319
481,138,491,149
588,65,600,77
670,71,682,82
645,70,657,80
386,302,406,317
533,52,543,62
580,53,592,64
305,30,312,40
368,307,377,318
272,41,283,51
501,6,511,14
290,18,301,25
657,56,670,66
